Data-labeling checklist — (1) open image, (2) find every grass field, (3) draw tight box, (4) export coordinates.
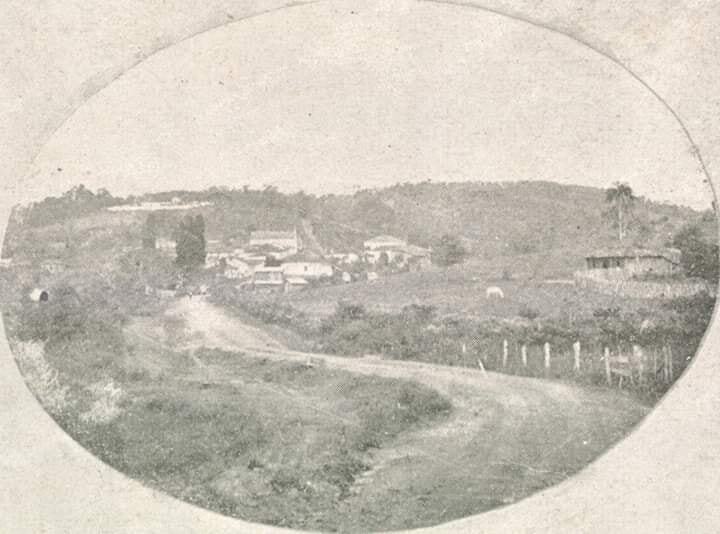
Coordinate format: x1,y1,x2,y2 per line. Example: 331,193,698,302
283,266,657,321
40,345,453,532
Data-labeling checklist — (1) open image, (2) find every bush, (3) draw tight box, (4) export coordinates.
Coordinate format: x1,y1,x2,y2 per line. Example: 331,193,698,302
12,341,73,416
335,301,367,322
431,234,467,266
80,380,124,424
518,304,540,320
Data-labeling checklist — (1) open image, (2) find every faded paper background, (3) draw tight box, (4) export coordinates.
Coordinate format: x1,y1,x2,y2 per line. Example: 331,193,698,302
1,1,719,532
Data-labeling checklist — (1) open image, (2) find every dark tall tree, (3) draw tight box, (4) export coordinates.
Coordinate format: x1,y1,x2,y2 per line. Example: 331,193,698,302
174,214,206,270
605,182,636,242
432,234,466,266
672,223,719,283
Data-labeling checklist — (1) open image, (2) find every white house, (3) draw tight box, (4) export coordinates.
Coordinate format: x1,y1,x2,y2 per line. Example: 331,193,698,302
156,238,176,255
363,235,430,267
248,230,300,258
364,235,407,264
282,261,333,280
328,252,361,265
252,266,285,290
364,235,407,251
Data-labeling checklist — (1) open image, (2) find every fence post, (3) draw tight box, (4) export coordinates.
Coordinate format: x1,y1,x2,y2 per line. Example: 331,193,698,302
633,345,644,384
663,346,671,383
502,339,508,368
521,344,528,368
572,341,581,372
604,346,612,386
543,342,551,372
652,349,658,384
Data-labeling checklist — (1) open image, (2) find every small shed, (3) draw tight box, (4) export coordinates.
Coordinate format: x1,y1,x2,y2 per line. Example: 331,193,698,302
585,248,682,277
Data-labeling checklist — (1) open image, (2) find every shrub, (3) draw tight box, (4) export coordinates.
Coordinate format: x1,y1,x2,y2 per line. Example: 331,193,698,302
12,341,73,416
400,303,436,323
518,304,540,320
431,234,467,266
80,380,124,424
335,301,367,322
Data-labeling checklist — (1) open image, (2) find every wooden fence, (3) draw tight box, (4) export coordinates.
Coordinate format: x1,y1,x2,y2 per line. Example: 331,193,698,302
466,338,682,391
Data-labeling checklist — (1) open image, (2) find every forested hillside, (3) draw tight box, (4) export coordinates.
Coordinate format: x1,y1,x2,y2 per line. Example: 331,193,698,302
4,181,714,277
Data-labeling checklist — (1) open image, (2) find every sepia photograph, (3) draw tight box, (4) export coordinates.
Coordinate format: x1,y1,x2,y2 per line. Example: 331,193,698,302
1,1,719,532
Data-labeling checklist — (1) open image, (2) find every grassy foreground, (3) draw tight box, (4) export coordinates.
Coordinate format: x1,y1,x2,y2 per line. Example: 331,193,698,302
47,349,452,532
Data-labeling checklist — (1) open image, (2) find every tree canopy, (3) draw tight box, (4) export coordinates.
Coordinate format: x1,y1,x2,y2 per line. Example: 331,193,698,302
672,223,719,282
174,214,206,270
432,234,466,266
604,182,636,242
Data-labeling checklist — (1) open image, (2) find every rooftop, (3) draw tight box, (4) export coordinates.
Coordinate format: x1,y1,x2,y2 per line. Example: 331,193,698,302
253,266,284,272
282,251,326,263
586,247,682,263
364,235,406,245
250,230,297,241
285,277,309,285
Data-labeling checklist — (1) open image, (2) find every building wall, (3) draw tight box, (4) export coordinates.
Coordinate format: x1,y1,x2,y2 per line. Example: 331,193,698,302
626,256,677,276
282,262,333,279
364,238,406,251
253,270,283,283
586,256,678,276
365,249,407,265
248,237,299,256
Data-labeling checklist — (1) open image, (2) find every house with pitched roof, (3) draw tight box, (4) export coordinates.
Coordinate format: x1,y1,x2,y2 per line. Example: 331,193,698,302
363,235,430,268
584,247,682,277
248,229,300,259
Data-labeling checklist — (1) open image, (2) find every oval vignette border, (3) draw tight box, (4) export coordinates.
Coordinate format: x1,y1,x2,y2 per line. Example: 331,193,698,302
1,1,719,533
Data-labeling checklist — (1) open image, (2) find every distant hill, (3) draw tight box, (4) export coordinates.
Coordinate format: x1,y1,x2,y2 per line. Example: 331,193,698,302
4,181,715,278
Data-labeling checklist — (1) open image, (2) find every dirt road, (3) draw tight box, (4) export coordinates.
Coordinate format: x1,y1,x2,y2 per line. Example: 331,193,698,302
161,296,649,531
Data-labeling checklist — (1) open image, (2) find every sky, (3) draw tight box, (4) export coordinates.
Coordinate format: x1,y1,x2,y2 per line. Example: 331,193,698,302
25,0,713,210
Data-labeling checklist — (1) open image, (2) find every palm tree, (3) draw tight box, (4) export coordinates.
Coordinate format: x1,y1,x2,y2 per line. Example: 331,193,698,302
605,182,635,242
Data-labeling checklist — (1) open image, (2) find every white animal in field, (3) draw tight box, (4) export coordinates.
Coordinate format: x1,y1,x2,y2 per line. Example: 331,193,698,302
485,286,505,299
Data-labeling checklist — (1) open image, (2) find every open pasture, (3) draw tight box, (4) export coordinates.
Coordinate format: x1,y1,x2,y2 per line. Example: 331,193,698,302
284,267,655,321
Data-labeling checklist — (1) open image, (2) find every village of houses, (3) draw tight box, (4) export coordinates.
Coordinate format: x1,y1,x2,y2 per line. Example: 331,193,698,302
170,229,432,294
129,208,701,301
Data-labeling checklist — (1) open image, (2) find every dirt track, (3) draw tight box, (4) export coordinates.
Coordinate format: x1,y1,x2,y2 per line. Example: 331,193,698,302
162,296,649,531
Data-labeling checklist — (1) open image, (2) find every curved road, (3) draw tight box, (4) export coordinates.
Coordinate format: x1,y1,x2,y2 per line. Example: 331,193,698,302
165,297,649,531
